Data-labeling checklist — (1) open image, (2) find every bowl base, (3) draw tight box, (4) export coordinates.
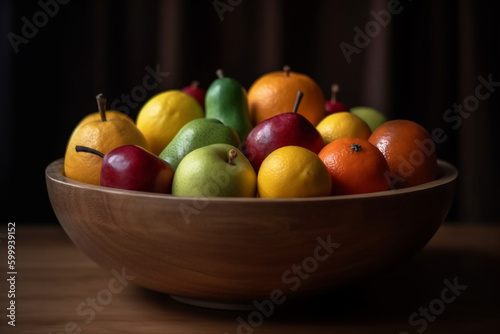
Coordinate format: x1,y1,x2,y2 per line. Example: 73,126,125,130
170,295,255,310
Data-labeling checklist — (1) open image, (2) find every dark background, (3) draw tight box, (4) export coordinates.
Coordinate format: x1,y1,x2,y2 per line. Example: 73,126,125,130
1,0,499,224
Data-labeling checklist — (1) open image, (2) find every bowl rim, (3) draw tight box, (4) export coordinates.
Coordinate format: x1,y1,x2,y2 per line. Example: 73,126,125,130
46,158,458,203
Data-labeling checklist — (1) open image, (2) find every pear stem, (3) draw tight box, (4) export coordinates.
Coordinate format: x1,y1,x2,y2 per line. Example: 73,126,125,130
75,145,105,158
283,65,291,77
96,94,107,122
330,84,339,104
190,80,200,89
292,90,304,114
216,69,224,79
228,149,238,165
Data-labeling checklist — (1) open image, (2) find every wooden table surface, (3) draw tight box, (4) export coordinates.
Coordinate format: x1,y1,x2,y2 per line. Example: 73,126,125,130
1,223,499,334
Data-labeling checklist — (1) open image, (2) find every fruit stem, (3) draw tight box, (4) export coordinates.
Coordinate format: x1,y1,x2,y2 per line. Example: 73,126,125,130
190,80,200,89
96,93,107,122
216,69,224,79
331,84,339,104
283,65,291,77
228,149,238,165
292,90,304,114
75,145,105,158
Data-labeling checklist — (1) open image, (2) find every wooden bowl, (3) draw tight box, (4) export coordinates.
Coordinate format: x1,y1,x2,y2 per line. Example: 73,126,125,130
46,158,457,308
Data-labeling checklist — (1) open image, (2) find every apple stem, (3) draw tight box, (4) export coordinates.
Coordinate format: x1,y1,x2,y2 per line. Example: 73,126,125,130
216,69,224,79
96,94,107,122
283,65,291,77
190,80,200,89
75,145,105,158
292,90,304,114
228,149,238,165
330,84,339,104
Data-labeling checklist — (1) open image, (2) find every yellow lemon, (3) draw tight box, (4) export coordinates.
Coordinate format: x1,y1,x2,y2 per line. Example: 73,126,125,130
316,111,371,145
257,146,331,198
64,96,148,185
136,90,204,155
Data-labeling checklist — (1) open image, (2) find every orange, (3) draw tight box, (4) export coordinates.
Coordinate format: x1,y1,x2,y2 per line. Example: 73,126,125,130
64,95,149,185
257,146,331,198
316,111,372,145
318,138,390,195
368,119,437,189
247,66,325,126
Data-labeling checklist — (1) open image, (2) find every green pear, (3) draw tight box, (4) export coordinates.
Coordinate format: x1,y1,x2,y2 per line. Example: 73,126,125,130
205,69,253,142
159,118,240,170
350,106,388,132
172,143,256,197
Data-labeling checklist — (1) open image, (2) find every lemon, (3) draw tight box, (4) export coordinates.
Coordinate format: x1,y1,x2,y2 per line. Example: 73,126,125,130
316,111,371,145
257,146,331,198
136,90,204,155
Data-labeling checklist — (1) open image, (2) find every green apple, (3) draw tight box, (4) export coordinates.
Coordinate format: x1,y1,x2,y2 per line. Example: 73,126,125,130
159,118,240,170
172,143,256,197
350,106,387,132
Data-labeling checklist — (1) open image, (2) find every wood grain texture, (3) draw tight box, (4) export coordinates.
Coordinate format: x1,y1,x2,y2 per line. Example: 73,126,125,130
44,158,458,305
0,224,498,333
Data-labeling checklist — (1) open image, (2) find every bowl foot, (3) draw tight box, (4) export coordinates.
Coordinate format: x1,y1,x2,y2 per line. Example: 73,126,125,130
170,295,255,310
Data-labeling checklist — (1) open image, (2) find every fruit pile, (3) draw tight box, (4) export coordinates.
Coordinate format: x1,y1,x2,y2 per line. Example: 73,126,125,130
63,66,437,198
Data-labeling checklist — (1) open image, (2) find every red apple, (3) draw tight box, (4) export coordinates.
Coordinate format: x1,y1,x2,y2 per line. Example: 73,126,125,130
325,83,348,115
182,80,205,110
245,91,324,172
75,145,174,193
